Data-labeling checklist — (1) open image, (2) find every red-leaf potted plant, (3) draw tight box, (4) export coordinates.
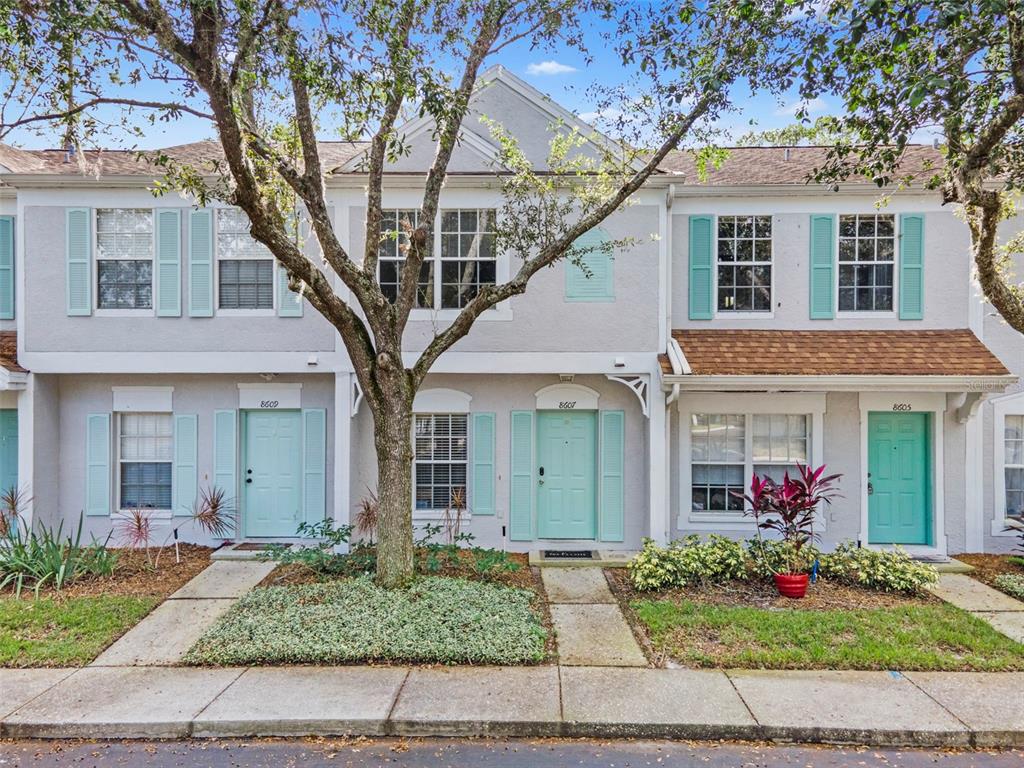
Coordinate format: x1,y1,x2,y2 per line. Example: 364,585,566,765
741,464,841,599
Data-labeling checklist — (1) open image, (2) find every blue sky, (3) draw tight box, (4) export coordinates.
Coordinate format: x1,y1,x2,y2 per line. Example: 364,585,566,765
4,24,851,151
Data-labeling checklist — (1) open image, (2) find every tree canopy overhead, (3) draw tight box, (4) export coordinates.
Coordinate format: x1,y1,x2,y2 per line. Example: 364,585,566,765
796,0,1024,332
0,0,813,586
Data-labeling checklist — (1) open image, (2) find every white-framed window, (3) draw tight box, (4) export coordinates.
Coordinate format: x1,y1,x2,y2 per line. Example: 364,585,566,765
378,209,433,306
439,209,496,309
1005,415,1024,522
690,412,811,515
96,208,154,310
716,215,772,312
117,412,173,512
216,208,275,310
413,413,468,511
838,213,895,312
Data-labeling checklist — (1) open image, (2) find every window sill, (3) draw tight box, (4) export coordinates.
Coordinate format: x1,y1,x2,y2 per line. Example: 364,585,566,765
408,307,513,323
216,309,276,317
712,311,775,320
413,509,473,522
991,519,1024,537
95,309,155,318
835,311,897,320
112,510,173,521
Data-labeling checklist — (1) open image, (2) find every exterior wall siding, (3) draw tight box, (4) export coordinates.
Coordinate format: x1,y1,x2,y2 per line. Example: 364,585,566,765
35,373,335,545
349,373,649,551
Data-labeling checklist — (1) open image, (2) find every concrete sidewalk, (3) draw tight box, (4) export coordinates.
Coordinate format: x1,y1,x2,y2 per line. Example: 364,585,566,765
3,664,1023,746
930,574,1024,643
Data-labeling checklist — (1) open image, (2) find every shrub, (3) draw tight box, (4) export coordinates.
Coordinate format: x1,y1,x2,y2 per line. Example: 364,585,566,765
993,573,1024,601
819,542,938,594
0,514,117,596
628,535,748,591
746,538,821,580
184,575,547,665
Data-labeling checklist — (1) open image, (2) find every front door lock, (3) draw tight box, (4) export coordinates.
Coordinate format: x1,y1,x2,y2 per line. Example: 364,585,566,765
538,466,544,486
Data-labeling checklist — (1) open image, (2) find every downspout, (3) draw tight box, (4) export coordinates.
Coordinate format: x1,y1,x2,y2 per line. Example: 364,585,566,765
665,183,676,350
665,336,688,405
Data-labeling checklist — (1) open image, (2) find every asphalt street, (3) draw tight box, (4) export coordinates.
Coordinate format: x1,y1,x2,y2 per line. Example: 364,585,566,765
0,739,1022,768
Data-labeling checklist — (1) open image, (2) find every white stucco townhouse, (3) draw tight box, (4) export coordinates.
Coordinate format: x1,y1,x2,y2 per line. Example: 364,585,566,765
0,66,1020,559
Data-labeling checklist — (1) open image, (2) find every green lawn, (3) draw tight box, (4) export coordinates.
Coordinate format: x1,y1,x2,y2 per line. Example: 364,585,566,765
0,595,158,667
185,575,548,666
633,599,1024,671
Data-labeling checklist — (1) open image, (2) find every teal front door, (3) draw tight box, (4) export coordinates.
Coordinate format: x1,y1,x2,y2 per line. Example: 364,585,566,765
868,412,930,545
244,410,303,537
0,409,16,494
537,411,597,540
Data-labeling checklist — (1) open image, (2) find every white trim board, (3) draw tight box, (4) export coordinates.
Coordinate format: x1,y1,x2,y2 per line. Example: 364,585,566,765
990,391,1024,538
675,392,827,533
858,392,947,557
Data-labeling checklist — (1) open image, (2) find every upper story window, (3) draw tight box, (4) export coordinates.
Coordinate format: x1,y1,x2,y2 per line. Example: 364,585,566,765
838,214,895,312
378,209,433,307
440,209,496,309
413,413,468,511
717,215,772,312
118,412,173,511
217,208,274,310
96,209,154,310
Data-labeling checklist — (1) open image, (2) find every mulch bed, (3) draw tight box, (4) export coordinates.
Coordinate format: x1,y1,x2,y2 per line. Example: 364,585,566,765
1,544,213,600
957,553,1024,589
605,567,936,611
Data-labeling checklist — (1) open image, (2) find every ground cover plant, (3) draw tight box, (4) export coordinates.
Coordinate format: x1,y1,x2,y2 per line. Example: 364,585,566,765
185,575,547,666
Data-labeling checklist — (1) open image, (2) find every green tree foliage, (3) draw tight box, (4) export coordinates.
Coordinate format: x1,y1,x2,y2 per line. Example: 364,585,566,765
0,0,808,586
795,0,1024,332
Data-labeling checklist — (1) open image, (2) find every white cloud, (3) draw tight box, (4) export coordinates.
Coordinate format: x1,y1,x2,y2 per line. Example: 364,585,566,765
526,60,577,76
578,107,623,124
774,96,828,117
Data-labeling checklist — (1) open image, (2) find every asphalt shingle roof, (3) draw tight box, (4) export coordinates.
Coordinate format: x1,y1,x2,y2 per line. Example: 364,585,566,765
666,329,1010,377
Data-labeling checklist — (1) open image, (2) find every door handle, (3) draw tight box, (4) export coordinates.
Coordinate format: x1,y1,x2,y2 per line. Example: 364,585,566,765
246,478,253,484
867,482,874,496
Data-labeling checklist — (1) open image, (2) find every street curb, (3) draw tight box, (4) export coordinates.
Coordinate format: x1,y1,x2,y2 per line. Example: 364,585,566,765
0,719,1000,747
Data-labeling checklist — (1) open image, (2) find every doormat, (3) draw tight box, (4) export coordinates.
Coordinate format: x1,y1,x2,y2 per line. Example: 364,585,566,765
543,550,593,559
233,542,292,551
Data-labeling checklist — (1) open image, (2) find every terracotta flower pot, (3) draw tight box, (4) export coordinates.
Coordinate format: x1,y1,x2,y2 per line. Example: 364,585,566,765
774,572,810,599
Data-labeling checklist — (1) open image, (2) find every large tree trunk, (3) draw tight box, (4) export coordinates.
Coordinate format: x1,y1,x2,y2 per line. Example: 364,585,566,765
964,189,1024,335
370,385,416,589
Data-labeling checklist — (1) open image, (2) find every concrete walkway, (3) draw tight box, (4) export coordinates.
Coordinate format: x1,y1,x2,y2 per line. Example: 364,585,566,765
541,568,647,667
4,665,1024,746
930,573,1024,643
90,560,275,667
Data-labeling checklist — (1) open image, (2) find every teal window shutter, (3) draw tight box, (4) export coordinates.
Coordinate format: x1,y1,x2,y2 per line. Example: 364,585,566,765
0,216,13,320
809,214,836,319
277,263,303,317
156,209,182,317
509,411,534,541
302,408,326,525
565,227,614,302
472,412,495,515
688,215,713,320
899,213,925,320
66,208,92,316
172,414,198,517
189,209,214,317
213,410,237,502
85,413,110,516
599,410,625,542
0,409,17,494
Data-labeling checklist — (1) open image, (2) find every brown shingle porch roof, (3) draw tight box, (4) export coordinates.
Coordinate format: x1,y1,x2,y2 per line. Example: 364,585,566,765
0,332,24,374
668,329,1010,377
